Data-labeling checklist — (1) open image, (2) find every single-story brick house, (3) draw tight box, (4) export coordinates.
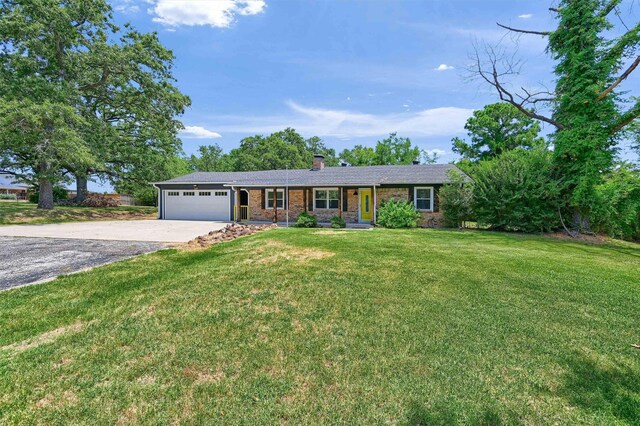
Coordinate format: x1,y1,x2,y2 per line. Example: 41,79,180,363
0,173,29,200
153,156,467,226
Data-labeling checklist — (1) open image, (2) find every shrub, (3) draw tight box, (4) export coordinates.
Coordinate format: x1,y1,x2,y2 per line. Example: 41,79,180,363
80,194,119,208
295,211,318,228
377,199,422,228
590,164,640,241
472,148,560,233
29,186,68,204
439,170,474,228
0,193,17,200
330,215,346,228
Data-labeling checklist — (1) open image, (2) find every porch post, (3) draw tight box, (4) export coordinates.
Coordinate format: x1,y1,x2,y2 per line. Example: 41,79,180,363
236,187,241,222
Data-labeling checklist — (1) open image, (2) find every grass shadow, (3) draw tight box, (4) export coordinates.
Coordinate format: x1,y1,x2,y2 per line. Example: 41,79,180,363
559,352,640,423
404,400,520,425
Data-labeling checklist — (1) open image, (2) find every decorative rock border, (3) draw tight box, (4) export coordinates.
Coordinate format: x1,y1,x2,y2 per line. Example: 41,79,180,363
183,224,277,249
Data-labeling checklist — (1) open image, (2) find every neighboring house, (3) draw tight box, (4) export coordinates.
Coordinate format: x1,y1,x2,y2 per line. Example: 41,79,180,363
153,155,468,226
0,173,29,200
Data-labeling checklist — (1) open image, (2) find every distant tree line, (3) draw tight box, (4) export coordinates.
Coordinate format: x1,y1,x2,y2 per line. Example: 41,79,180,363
186,130,438,176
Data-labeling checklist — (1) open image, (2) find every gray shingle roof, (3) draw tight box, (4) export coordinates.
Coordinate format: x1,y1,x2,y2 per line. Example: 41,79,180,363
0,174,28,190
155,164,468,187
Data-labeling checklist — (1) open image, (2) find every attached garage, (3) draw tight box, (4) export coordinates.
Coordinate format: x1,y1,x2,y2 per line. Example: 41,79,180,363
162,189,231,221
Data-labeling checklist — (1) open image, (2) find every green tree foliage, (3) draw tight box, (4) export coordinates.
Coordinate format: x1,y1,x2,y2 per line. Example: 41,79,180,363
474,1,640,232
339,133,421,166
113,153,190,206
472,148,560,233
188,144,229,172
376,199,422,228
189,129,338,172
0,0,189,209
452,103,546,162
439,170,474,228
590,163,640,240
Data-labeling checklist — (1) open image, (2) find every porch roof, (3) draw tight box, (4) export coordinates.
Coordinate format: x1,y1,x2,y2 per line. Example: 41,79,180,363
155,164,468,187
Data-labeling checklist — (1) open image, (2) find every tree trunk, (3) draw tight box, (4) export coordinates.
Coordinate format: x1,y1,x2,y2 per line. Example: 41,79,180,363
75,173,88,204
38,179,54,209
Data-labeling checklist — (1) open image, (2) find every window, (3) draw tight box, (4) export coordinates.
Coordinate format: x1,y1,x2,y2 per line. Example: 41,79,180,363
266,189,284,208
167,191,179,196
414,187,433,211
199,191,211,196
214,191,228,197
183,191,195,196
314,188,339,209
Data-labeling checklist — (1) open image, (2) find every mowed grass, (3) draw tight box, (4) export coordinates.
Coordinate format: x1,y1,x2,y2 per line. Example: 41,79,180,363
1,229,639,424
0,201,156,225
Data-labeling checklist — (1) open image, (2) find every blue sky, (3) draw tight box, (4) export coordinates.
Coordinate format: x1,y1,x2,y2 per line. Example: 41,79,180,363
93,0,637,191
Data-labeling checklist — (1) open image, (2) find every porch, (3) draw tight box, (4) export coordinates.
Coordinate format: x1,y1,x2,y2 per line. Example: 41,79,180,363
232,186,378,225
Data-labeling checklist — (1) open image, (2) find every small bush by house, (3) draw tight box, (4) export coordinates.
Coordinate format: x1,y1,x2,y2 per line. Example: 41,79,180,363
330,215,346,228
377,199,422,228
0,193,18,201
295,212,318,228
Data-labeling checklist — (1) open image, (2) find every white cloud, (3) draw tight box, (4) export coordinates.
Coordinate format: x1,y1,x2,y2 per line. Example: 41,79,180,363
518,14,533,19
435,64,454,71
114,0,139,14
203,101,473,140
424,148,448,156
148,0,266,28
180,126,222,139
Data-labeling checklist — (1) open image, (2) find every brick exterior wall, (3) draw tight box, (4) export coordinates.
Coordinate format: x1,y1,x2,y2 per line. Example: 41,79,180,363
246,188,306,222
243,185,444,227
376,186,444,228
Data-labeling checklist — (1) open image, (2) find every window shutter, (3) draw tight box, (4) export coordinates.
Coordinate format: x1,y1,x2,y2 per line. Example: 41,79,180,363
408,187,414,202
308,189,314,211
433,187,439,212
261,189,266,209
342,188,348,212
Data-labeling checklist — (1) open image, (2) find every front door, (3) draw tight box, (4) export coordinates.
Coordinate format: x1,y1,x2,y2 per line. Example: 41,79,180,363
360,188,372,222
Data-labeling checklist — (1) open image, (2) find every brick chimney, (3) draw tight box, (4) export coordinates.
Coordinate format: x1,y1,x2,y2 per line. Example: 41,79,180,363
312,154,325,170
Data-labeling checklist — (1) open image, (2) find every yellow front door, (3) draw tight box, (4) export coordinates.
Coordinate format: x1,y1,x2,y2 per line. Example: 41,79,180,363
360,189,372,221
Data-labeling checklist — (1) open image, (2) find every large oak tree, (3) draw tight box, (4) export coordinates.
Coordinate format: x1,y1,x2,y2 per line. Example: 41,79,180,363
0,0,189,208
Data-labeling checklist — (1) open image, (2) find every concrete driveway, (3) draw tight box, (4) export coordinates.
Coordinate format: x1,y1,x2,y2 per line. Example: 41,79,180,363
0,237,164,290
0,220,228,243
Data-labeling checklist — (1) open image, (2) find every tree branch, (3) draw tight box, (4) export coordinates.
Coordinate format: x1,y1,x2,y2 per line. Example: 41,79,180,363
79,68,111,91
497,23,551,36
610,99,640,133
469,46,564,130
599,0,623,18
597,56,640,101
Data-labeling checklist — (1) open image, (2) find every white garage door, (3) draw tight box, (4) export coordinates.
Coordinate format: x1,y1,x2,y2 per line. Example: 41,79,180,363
164,190,230,221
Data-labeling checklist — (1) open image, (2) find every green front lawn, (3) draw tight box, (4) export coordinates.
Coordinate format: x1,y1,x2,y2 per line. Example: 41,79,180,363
0,201,156,225
1,229,639,424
